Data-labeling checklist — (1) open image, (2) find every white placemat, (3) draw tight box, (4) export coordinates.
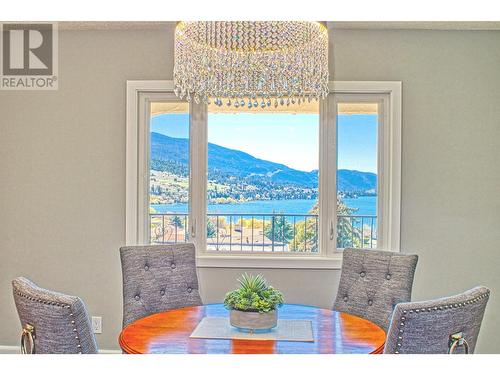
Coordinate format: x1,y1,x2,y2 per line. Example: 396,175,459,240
189,317,314,342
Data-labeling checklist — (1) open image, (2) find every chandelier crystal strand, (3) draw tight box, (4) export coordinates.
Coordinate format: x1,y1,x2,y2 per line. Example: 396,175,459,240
174,21,329,108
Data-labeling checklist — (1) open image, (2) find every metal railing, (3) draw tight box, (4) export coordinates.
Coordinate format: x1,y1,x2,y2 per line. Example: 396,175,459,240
206,213,319,253
150,212,377,251
150,213,189,244
337,214,378,249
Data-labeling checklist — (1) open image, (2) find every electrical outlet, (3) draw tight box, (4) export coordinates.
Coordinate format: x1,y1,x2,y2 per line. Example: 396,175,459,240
91,316,102,334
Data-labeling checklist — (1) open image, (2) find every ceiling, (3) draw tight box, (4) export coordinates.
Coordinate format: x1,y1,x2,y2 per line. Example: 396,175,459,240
58,21,500,31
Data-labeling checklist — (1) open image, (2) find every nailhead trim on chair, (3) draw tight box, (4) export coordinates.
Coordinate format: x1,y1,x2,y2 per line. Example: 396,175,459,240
333,248,418,332
15,291,83,354
393,291,490,354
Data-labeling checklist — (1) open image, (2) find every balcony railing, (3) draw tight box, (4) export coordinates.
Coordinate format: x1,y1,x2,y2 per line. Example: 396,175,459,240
150,212,377,251
337,214,378,249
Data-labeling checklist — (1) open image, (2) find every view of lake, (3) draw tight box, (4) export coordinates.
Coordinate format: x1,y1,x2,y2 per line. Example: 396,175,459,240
149,113,379,249
151,195,377,216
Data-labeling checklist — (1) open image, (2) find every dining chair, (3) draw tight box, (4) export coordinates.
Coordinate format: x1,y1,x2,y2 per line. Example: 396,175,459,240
120,243,203,327
11,277,98,354
333,248,418,332
384,286,490,354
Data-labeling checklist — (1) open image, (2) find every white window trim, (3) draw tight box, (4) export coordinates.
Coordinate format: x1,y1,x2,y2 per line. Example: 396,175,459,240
126,80,402,269
330,81,402,253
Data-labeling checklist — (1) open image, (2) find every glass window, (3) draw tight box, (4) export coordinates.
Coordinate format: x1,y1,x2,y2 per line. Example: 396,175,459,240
336,102,378,249
149,102,190,244
128,81,401,264
206,104,320,253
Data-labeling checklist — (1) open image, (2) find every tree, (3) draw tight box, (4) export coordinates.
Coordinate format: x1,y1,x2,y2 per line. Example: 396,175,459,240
237,217,264,229
336,196,362,248
206,216,227,239
207,219,216,238
264,214,294,245
292,197,361,251
170,215,183,228
289,216,318,252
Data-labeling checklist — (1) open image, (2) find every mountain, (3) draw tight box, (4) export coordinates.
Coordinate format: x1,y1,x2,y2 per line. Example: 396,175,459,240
150,132,376,193
337,169,377,192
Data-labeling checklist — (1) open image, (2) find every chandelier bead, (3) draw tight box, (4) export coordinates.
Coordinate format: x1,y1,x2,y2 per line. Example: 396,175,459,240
174,21,329,108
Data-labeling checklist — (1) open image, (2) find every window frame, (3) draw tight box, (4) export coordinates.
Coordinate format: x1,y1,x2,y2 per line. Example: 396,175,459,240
126,80,402,269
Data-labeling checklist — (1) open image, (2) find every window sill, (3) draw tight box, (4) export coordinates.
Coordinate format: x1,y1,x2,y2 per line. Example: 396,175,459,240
196,254,343,270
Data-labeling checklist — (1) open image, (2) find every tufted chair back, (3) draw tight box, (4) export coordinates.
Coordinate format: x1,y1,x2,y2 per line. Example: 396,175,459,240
334,248,418,332
384,286,490,354
120,243,203,327
12,277,98,354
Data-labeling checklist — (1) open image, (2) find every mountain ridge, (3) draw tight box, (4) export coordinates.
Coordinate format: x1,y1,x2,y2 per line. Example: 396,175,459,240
150,132,376,193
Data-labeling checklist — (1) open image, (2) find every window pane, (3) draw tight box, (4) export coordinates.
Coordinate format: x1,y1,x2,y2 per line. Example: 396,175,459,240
149,102,190,244
336,102,378,249
207,104,320,253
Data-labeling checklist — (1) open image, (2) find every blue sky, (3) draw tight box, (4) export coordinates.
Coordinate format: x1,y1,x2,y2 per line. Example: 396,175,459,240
151,113,378,173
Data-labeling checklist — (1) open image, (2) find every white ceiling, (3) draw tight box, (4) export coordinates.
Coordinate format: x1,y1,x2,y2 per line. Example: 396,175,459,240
58,21,500,31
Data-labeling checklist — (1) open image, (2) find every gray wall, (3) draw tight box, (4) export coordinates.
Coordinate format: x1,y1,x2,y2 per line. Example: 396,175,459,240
1,25,499,352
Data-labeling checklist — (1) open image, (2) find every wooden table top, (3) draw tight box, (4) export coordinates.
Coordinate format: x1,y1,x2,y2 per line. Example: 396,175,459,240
119,304,386,354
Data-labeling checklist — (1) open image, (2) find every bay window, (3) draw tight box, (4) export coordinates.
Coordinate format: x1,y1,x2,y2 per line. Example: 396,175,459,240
126,81,401,269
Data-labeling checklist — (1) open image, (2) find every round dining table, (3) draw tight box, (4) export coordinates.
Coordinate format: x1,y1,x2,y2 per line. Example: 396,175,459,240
119,304,386,354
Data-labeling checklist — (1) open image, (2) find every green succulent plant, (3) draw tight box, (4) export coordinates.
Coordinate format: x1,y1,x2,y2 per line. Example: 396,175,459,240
224,273,284,313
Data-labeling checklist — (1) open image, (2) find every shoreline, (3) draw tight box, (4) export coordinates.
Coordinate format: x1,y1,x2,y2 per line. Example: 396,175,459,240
151,196,377,217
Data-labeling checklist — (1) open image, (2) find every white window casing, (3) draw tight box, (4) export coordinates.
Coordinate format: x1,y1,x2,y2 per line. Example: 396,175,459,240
126,80,402,269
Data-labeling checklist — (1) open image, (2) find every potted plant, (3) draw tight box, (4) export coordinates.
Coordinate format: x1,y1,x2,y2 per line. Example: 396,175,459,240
224,273,284,331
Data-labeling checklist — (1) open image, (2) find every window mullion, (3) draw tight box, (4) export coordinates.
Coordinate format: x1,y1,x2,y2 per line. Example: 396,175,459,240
319,93,337,256
189,102,208,254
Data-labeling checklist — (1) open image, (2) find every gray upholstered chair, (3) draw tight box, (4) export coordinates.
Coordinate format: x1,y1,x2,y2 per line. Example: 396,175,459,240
12,277,98,354
333,248,418,332
384,286,490,354
120,243,203,327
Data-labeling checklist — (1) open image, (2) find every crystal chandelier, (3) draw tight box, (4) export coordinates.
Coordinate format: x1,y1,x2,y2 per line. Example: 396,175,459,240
174,21,329,108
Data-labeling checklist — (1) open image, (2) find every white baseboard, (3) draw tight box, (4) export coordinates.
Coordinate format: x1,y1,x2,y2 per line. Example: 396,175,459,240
98,349,122,354
0,345,20,354
0,345,121,354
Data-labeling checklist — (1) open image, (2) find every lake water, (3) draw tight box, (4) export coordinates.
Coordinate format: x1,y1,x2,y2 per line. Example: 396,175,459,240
151,196,376,216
